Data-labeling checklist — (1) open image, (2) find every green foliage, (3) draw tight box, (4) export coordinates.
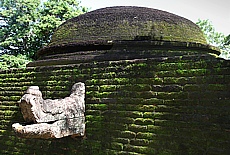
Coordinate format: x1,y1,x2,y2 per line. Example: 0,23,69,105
196,19,230,59
224,34,230,46
0,54,31,70
0,0,88,58
196,19,225,46
0,0,40,57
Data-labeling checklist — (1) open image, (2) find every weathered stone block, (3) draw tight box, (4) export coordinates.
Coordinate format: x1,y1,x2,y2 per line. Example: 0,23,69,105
12,82,85,139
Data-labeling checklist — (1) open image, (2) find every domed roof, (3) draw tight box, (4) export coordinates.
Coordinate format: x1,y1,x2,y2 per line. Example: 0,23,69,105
37,6,207,57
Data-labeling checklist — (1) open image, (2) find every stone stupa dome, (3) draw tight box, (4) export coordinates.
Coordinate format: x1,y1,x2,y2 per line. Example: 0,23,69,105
29,6,221,67
37,6,209,58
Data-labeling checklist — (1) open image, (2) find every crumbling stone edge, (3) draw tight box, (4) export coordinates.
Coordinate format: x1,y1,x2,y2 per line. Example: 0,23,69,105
12,82,85,139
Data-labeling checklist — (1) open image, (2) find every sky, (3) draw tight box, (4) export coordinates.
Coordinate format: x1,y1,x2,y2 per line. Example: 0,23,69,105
80,0,230,35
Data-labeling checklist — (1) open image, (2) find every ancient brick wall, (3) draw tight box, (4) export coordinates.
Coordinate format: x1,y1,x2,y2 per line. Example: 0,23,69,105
0,51,230,154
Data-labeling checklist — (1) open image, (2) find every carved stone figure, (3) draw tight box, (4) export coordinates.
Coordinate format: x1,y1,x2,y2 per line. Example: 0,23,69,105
12,82,85,139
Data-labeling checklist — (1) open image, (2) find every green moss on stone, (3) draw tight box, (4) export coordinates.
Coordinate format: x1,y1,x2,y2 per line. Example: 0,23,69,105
50,9,206,46
111,142,124,150
137,132,155,140
38,6,208,57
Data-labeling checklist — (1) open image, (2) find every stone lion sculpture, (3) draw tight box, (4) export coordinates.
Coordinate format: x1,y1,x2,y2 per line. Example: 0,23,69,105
12,82,85,139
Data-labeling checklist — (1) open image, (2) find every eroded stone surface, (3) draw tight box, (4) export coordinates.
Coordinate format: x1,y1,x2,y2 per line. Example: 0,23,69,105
12,82,85,139
37,6,207,58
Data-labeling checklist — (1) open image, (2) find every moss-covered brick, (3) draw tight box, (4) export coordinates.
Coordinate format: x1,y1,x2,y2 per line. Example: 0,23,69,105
189,91,228,100
176,68,210,77
101,110,118,117
86,115,103,122
146,125,160,133
86,104,108,110
156,61,209,71
0,96,21,101
125,78,152,85
0,110,17,116
207,84,227,91
156,104,198,114
212,67,230,75
199,99,229,106
99,85,117,92
143,112,154,118
91,73,114,79
184,84,201,91
86,110,102,115
124,144,152,154
0,125,7,129
134,118,154,125
5,139,15,146
154,119,177,127
86,121,103,128
115,117,135,124
47,80,72,86
0,130,6,134
201,75,225,84
136,132,155,139
224,75,230,83
156,62,186,71
111,142,124,151
0,91,23,96
163,99,198,106
136,91,156,99
116,151,140,155
43,85,68,91
128,124,147,132
157,92,188,100
128,111,143,118
86,91,116,98
130,138,150,146
105,122,128,130
117,98,144,104
113,138,130,144
116,111,143,118
112,78,131,85
0,86,27,91
163,77,182,84
151,84,183,92
119,131,136,139
156,70,176,77
154,119,214,129
82,140,102,154
0,104,19,111
119,84,152,92
138,105,156,112
109,104,141,111
141,98,163,105
86,85,100,91
87,78,131,85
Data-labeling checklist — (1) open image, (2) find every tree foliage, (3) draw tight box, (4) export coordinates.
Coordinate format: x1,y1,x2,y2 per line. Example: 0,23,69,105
0,0,88,58
196,19,230,59
0,54,31,70
224,34,230,46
